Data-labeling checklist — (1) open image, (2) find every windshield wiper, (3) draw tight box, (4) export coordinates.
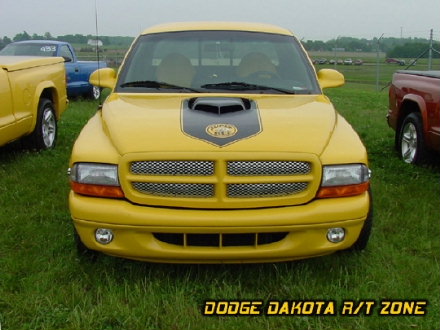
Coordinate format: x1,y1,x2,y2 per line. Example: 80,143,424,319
200,82,296,94
120,80,201,93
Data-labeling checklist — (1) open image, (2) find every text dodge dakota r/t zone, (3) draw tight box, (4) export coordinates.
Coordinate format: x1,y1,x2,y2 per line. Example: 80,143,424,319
68,22,372,263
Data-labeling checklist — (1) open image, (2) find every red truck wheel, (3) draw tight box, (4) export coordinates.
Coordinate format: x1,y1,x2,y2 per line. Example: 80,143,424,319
398,112,427,164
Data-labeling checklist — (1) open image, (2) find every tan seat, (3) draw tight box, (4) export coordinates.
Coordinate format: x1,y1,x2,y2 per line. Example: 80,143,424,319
156,53,195,87
236,52,277,78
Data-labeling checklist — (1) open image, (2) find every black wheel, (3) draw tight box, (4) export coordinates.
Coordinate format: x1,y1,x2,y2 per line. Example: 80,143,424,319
90,85,101,100
73,227,98,261
397,112,427,164
26,98,57,150
350,189,373,251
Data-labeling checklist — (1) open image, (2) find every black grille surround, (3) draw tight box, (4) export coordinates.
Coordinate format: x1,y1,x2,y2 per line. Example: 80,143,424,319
154,232,288,247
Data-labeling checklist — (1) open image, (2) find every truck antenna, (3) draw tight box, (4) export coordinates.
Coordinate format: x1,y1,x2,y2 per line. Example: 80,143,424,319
94,0,103,106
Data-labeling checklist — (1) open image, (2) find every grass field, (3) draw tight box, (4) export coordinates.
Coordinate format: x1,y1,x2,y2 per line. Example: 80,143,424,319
0,79,439,329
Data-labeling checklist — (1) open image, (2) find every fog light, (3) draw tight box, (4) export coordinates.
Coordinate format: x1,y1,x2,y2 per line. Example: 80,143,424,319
95,228,114,245
327,228,345,243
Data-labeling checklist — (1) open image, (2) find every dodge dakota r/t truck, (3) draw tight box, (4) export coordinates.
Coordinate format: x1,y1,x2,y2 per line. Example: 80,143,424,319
0,40,106,100
0,56,67,149
69,22,372,263
387,70,440,164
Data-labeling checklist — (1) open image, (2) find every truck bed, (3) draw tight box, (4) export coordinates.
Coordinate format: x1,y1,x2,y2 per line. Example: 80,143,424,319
396,70,440,79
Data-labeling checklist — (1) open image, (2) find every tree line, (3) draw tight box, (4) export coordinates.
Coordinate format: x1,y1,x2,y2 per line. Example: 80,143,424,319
303,36,439,58
0,31,133,49
1,31,438,59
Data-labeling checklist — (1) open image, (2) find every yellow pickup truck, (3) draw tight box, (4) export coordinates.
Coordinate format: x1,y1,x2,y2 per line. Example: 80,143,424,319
0,56,67,149
69,22,372,263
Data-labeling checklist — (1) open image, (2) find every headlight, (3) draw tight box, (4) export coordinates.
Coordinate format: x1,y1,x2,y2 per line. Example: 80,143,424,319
318,164,371,198
69,163,124,198
321,164,370,186
70,163,119,186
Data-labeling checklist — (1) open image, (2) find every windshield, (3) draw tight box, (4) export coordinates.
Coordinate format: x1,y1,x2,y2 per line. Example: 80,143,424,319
117,31,319,94
0,43,58,56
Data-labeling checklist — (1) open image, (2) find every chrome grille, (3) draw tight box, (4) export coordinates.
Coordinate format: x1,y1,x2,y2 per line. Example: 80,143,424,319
227,161,311,176
131,161,214,176
132,182,214,198
228,182,308,198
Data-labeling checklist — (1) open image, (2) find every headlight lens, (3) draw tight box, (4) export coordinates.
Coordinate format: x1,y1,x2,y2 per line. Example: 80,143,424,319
70,163,119,186
321,164,370,187
69,163,124,198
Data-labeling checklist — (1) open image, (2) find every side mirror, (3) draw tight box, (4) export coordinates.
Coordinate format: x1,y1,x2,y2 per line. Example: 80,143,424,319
89,68,117,90
317,69,345,89
63,56,72,63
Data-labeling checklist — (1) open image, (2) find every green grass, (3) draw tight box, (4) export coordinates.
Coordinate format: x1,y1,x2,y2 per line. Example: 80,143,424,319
0,87,439,330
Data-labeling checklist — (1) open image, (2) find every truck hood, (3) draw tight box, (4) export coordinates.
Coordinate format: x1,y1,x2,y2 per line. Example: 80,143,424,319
100,93,337,155
0,56,64,71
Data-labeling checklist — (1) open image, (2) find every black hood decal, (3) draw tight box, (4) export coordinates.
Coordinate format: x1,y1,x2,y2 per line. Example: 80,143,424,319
181,97,262,147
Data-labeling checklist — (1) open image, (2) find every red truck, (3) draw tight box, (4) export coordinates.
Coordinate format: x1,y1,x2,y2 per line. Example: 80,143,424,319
387,70,440,164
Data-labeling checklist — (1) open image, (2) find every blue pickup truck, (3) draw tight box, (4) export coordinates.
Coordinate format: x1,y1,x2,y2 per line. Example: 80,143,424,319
0,40,107,99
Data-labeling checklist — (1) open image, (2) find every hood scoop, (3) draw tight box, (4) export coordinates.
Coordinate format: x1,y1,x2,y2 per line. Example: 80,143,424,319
189,97,251,115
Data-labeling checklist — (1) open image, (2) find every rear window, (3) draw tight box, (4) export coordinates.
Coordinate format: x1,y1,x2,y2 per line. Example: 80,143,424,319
0,43,57,57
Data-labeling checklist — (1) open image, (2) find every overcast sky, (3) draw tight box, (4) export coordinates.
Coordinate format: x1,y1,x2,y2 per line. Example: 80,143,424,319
0,0,439,41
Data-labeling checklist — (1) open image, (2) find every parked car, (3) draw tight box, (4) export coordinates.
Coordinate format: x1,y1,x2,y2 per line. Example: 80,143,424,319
388,70,440,164
343,58,353,65
0,40,107,99
69,22,372,263
0,56,67,149
386,58,405,66
354,59,363,66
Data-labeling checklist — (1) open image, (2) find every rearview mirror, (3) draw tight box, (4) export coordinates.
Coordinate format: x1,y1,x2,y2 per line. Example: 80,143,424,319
89,68,117,90
317,69,345,89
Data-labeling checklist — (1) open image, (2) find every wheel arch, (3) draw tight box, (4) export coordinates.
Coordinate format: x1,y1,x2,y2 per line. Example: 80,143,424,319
396,95,429,145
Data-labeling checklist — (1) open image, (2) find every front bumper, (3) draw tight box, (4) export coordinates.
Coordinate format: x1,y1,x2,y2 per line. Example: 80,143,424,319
70,191,370,263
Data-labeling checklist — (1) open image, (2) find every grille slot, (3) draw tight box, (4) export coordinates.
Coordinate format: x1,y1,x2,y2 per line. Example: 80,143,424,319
228,182,308,198
228,161,311,176
131,161,214,176
132,182,214,198
154,232,288,247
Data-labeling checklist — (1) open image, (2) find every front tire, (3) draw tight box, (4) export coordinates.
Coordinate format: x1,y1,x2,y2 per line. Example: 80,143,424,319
350,189,373,251
26,98,57,150
397,112,427,164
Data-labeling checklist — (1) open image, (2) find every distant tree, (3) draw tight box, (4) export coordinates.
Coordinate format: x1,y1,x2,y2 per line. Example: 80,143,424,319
32,33,44,40
13,31,31,41
1,36,12,49
44,32,53,40
387,42,439,58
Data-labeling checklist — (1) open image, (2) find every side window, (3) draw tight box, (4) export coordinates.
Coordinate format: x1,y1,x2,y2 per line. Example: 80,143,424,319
60,45,74,62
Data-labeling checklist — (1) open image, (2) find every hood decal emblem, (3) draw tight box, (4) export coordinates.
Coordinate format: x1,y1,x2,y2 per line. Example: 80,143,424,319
181,98,262,147
206,123,238,138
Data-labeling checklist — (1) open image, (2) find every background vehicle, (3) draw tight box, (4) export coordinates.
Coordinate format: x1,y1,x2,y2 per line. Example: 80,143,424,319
69,22,372,263
0,56,67,149
386,58,406,66
388,70,440,164
0,40,106,99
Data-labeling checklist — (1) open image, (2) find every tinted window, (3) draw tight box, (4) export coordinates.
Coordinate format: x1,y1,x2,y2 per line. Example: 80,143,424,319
118,31,319,94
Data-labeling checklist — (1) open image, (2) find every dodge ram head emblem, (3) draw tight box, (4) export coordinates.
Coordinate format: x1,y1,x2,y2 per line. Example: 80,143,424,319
206,124,238,138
